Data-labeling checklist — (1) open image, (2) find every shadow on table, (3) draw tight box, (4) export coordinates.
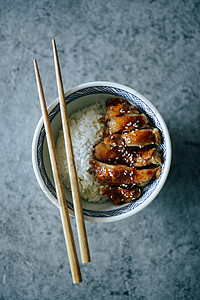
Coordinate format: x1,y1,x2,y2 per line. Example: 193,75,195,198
160,129,200,206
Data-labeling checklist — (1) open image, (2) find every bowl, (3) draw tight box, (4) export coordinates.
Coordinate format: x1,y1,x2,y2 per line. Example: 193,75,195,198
32,81,171,222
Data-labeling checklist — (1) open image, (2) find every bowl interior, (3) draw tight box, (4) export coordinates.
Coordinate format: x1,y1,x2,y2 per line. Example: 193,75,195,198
34,83,170,222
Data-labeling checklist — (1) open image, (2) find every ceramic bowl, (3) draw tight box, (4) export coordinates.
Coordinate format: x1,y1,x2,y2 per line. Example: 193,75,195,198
32,81,171,222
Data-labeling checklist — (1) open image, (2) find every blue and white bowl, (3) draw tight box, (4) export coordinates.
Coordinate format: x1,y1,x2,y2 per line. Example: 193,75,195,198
32,81,171,222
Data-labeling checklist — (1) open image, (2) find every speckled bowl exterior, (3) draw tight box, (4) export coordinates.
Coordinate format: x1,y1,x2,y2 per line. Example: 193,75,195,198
32,81,171,222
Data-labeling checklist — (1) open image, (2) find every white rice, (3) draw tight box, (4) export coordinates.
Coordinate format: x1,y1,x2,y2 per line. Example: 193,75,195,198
56,103,107,203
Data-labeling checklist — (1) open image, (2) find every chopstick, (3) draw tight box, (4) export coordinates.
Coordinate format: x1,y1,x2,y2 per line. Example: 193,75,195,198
33,59,82,284
52,39,90,264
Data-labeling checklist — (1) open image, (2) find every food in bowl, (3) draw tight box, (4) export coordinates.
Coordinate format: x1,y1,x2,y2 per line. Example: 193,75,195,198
56,97,163,205
56,103,106,203
32,81,171,222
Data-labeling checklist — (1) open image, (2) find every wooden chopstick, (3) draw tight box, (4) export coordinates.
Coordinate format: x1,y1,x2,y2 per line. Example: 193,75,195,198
52,39,90,264
33,59,82,284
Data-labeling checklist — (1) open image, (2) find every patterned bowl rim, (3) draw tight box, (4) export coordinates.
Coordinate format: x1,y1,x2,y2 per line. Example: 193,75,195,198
32,81,172,222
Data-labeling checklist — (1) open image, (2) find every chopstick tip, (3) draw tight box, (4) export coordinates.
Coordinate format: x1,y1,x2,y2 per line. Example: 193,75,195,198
33,59,37,70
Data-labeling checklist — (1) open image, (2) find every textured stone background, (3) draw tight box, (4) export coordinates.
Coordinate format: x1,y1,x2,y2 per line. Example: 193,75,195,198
1,0,200,299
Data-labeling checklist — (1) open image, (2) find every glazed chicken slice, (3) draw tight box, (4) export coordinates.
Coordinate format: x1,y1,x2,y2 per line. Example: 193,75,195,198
105,98,139,121
122,128,161,146
100,186,141,205
130,147,162,167
104,114,148,135
105,98,130,121
103,128,161,147
103,133,125,147
94,142,162,167
90,160,161,187
93,142,133,165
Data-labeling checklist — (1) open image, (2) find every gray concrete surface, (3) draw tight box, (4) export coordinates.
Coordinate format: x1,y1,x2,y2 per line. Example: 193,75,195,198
1,0,200,299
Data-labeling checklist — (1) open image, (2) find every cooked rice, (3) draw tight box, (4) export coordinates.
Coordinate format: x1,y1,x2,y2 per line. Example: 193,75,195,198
56,103,107,203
